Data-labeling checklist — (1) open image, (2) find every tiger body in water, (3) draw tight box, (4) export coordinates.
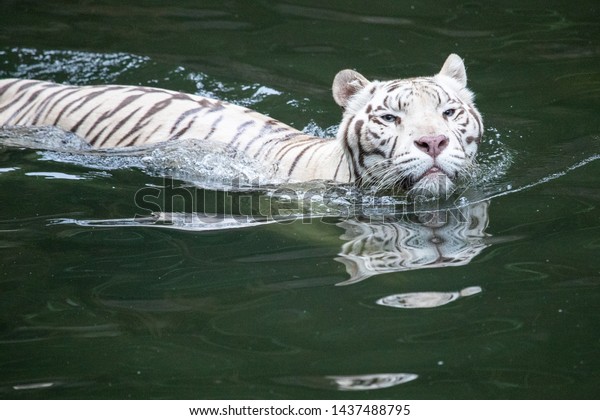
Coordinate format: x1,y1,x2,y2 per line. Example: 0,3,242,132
0,54,483,195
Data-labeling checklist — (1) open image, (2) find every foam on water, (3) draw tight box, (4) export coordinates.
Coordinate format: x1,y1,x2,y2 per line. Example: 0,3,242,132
0,48,151,84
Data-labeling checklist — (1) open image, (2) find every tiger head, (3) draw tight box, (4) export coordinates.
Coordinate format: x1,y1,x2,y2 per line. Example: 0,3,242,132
332,54,483,197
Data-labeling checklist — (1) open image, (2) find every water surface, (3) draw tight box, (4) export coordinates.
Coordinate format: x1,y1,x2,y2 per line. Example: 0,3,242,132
0,0,599,399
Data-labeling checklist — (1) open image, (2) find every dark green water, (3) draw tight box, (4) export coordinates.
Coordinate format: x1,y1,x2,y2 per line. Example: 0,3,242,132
0,0,599,399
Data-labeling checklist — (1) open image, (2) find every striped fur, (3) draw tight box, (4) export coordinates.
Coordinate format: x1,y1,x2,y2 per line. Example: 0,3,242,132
0,54,483,194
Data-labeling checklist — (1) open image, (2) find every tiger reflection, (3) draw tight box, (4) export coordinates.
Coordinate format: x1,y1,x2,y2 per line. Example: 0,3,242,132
335,201,490,285
55,200,491,286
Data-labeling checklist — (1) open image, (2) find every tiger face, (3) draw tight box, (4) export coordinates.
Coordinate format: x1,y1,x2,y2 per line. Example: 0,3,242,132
333,54,483,197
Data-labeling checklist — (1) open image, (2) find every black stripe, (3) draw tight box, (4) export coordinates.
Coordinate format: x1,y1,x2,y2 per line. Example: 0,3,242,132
171,115,198,140
383,96,390,109
11,84,53,125
52,86,124,126
287,141,320,177
112,97,173,146
0,81,45,115
16,80,43,93
354,119,364,138
333,154,344,180
111,115,151,146
271,135,315,162
341,117,361,180
228,120,256,148
366,147,386,158
353,119,366,167
252,131,304,159
301,140,332,173
89,125,110,146
357,137,366,168
69,107,100,141
168,108,202,137
367,129,380,139
196,98,224,113
204,115,224,140
387,135,398,159
467,107,483,138
51,90,94,125
270,140,304,162
0,79,23,98
97,106,143,147
122,133,142,147
139,98,172,123
30,85,78,125
82,93,145,139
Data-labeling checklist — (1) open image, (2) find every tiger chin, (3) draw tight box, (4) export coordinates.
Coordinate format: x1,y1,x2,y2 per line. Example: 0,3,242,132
0,54,483,197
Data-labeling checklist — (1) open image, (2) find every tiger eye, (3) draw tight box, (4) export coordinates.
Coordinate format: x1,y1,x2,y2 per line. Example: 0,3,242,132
443,109,456,117
381,114,400,124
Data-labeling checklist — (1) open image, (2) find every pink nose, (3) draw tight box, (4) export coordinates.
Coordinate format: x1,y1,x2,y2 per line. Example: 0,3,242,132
414,135,449,158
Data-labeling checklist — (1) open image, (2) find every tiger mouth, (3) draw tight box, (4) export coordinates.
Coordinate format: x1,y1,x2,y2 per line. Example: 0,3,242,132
401,165,456,195
416,165,452,182
365,164,455,194
420,165,444,177
392,167,450,192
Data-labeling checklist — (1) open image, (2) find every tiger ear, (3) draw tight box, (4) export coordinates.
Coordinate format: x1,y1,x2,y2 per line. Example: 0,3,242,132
332,69,370,108
438,54,467,88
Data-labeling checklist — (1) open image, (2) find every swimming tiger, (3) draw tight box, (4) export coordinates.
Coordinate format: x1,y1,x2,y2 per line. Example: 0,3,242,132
0,54,483,195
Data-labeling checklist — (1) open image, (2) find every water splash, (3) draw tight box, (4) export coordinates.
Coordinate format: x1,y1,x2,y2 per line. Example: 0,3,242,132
0,47,151,84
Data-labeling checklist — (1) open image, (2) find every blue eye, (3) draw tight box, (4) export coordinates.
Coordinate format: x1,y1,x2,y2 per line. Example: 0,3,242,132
380,114,397,123
443,109,456,117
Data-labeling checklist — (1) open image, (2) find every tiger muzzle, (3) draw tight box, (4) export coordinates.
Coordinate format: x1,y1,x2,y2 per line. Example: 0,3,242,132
414,135,449,158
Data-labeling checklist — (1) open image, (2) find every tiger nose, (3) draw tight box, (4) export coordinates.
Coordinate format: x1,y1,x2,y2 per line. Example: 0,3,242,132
414,135,449,158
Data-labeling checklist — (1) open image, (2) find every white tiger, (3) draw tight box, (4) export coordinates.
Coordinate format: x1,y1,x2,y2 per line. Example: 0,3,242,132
0,54,482,195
